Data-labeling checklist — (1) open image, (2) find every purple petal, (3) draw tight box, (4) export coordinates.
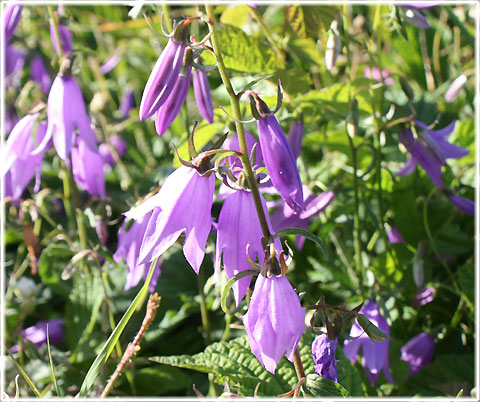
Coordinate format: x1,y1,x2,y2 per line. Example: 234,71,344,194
100,53,121,74
71,140,106,199
445,75,467,103
312,334,338,382
400,333,435,376
4,3,23,44
31,55,51,93
50,24,73,55
449,194,475,216
387,227,405,244
193,68,214,123
403,8,430,28
395,157,417,177
119,89,135,120
288,121,304,160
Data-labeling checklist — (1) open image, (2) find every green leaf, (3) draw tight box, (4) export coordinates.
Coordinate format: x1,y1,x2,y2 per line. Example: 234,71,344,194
336,347,366,396
275,69,312,97
458,263,474,308
221,269,259,314
287,5,336,39
151,332,317,396
220,5,251,28
8,353,42,398
130,366,191,396
38,245,74,296
202,24,276,74
304,373,349,397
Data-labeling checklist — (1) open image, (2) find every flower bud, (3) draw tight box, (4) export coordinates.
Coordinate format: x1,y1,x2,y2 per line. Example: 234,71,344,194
193,66,214,124
325,20,341,71
312,334,338,382
400,76,415,101
445,74,467,103
49,24,73,55
357,313,388,342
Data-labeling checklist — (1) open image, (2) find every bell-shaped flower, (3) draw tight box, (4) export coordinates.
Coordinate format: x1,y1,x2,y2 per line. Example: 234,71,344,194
257,115,304,213
192,67,214,123
242,274,305,374
448,194,475,216
411,286,435,306
343,299,394,386
139,23,189,121
31,55,51,93
71,138,106,200
288,121,304,160
387,227,405,244
400,332,435,376
34,74,98,161
395,120,469,188
125,165,214,274
271,187,334,249
4,3,22,44
223,130,263,171
119,88,135,120
1,114,49,199
215,190,278,305
49,23,73,55
10,318,64,354
312,334,338,382
99,134,127,168
114,215,163,292
154,51,193,136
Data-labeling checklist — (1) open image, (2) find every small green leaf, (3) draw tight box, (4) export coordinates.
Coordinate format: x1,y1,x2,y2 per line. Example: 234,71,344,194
304,373,349,397
221,269,259,314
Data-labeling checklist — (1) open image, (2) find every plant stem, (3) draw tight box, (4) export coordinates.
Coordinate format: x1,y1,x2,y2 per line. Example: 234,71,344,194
205,4,271,240
47,6,63,56
162,3,173,33
292,348,306,394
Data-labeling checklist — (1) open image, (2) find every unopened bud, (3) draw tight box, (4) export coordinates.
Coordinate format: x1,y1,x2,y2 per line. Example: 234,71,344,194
445,74,467,103
347,98,359,137
325,20,341,71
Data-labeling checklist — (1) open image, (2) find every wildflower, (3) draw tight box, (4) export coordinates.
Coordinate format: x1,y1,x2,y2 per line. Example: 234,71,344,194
154,49,193,136
288,121,304,160
445,74,467,103
343,299,393,386
215,190,277,305
114,215,163,292
31,55,51,93
193,67,214,123
411,286,435,306
139,22,189,121
400,332,435,376
71,138,106,200
125,165,214,274
10,319,64,354
49,24,73,55
364,66,394,86
99,134,127,167
395,120,469,188
119,89,135,120
222,130,263,171
34,67,98,161
1,114,49,199
312,334,338,382
4,3,23,44
448,194,475,216
387,227,405,244
242,274,305,374
100,53,121,74
271,187,334,249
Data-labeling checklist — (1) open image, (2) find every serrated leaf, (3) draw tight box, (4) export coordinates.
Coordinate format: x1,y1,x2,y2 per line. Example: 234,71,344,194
151,332,316,396
202,24,276,74
305,373,349,397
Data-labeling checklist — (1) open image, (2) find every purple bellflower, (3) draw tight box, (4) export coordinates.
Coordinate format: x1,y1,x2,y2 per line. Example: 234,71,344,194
71,139,106,200
215,190,279,306
243,274,305,374
445,74,467,103
271,186,334,249
4,3,23,45
400,332,435,376
31,55,51,93
395,120,469,188
154,49,193,136
34,74,98,161
1,114,49,199
125,165,214,274
223,130,263,171
343,299,394,386
448,194,475,216
257,115,304,213
411,286,435,306
5,45,25,89
119,89,135,120
288,121,304,160
401,7,430,28
139,22,189,121
100,53,121,74
10,318,64,354
50,24,73,55
193,67,214,123
312,334,338,382
99,134,127,167
114,215,163,292
387,227,405,244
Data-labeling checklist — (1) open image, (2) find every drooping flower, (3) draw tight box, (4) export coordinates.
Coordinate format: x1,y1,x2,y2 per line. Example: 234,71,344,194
448,194,475,216
411,286,435,306
364,66,394,86
223,130,263,170
154,49,193,136
387,227,405,244
49,23,73,55
343,299,394,386
100,53,121,74
71,138,106,200
312,334,338,382
445,74,467,103
31,55,51,93
119,89,135,120
400,332,435,376
271,187,334,249
1,114,49,199
99,134,127,167
257,115,304,213
395,120,469,188
215,190,277,305
242,274,305,374
10,318,64,354
125,165,214,274
4,3,23,45
114,215,163,292
193,67,214,124
288,121,304,160
139,22,189,121
34,73,98,161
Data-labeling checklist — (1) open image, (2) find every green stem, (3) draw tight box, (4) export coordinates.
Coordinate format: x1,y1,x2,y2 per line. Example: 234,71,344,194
292,348,306,396
250,7,285,66
162,3,173,33
197,264,211,345
205,3,271,240
60,165,75,230
47,6,63,56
